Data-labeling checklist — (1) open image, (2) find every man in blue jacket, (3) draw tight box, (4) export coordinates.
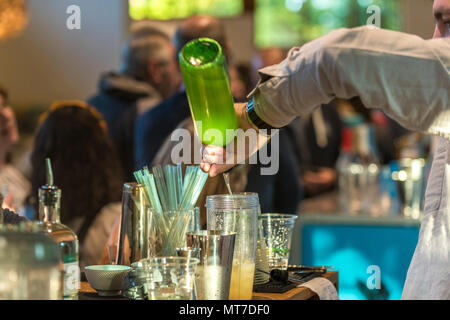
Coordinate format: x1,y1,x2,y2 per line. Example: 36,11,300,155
88,25,181,181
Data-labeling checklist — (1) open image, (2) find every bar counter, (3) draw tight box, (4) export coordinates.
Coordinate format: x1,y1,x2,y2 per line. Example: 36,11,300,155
79,271,338,300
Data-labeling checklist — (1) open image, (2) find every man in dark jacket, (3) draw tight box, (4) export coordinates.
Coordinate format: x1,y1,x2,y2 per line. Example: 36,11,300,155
88,25,181,181
135,90,190,170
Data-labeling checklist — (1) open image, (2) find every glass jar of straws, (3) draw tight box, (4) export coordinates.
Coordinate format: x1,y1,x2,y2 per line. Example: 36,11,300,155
133,164,208,257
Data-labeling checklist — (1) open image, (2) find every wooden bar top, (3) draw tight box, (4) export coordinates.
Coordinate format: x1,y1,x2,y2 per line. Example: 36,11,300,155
80,271,338,300
252,271,338,300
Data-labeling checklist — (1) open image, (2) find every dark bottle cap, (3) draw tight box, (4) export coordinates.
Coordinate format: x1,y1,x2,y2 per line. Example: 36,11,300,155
39,185,61,206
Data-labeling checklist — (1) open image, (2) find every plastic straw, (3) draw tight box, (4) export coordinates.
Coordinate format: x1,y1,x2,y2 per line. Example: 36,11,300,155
176,164,183,207
179,167,197,209
135,169,153,210
187,169,209,209
46,158,54,185
179,167,209,210
153,165,169,211
146,173,163,214
164,165,176,210
182,166,194,195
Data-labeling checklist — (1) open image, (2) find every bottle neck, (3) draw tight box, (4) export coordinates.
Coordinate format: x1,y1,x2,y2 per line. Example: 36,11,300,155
39,203,61,224
0,193,4,225
357,124,379,164
38,185,61,224
340,127,353,153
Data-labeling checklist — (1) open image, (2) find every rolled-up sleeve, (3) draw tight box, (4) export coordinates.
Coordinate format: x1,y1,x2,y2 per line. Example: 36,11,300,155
250,26,450,139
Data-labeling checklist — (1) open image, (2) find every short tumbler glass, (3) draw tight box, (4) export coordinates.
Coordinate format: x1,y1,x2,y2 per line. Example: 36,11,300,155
141,257,199,300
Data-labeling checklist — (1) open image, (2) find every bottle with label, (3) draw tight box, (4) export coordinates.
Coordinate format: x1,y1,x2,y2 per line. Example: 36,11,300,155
338,124,382,216
37,184,80,300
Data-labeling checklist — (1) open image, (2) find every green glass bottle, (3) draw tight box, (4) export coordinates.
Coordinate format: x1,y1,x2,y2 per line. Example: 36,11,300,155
179,38,238,147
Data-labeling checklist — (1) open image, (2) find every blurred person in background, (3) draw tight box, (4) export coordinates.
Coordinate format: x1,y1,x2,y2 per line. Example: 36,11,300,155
88,26,181,182
201,0,450,299
29,101,123,268
286,102,342,207
234,63,253,99
0,85,30,214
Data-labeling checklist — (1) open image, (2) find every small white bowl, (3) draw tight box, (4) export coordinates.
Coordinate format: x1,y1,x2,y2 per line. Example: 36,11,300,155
85,265,131,296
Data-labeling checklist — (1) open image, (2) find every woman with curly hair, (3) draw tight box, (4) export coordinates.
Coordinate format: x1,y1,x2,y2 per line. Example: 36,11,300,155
29,101,123,267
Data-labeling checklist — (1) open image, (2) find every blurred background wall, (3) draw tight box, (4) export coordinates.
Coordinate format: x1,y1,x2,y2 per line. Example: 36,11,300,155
0,0,436,112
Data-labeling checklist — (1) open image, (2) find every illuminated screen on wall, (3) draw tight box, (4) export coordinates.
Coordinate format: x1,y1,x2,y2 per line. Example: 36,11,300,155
129,0,243,20
300,224,419,300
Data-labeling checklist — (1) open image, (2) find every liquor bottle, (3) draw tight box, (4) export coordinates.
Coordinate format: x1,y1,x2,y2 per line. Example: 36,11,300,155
357,124,381,215
179,37,238,147
336,127,357,214
356,124,380,165
37,184,80,299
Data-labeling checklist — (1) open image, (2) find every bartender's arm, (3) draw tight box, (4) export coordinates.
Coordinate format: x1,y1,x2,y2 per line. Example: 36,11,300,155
202,26,450,177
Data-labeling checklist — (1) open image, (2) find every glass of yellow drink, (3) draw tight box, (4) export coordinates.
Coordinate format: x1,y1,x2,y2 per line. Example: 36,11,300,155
229,260,256,300
206,193,259,300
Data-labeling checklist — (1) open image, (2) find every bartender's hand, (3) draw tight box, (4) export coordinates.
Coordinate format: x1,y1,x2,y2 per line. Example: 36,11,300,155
201,102,261,177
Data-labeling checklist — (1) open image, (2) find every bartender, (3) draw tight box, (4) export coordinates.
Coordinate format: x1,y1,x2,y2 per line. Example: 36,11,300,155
201,1,450,300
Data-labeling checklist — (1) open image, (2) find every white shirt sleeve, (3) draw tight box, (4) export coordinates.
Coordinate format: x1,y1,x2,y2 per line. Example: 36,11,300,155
251,26,450,139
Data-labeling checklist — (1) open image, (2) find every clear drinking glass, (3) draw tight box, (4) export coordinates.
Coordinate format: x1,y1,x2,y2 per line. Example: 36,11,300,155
186,230,236,300
206,193,259,300
117,183,149,266
148,207,200,257
141,256,199,300
254,216,270,285
261,214,298,270
395,158,426,219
